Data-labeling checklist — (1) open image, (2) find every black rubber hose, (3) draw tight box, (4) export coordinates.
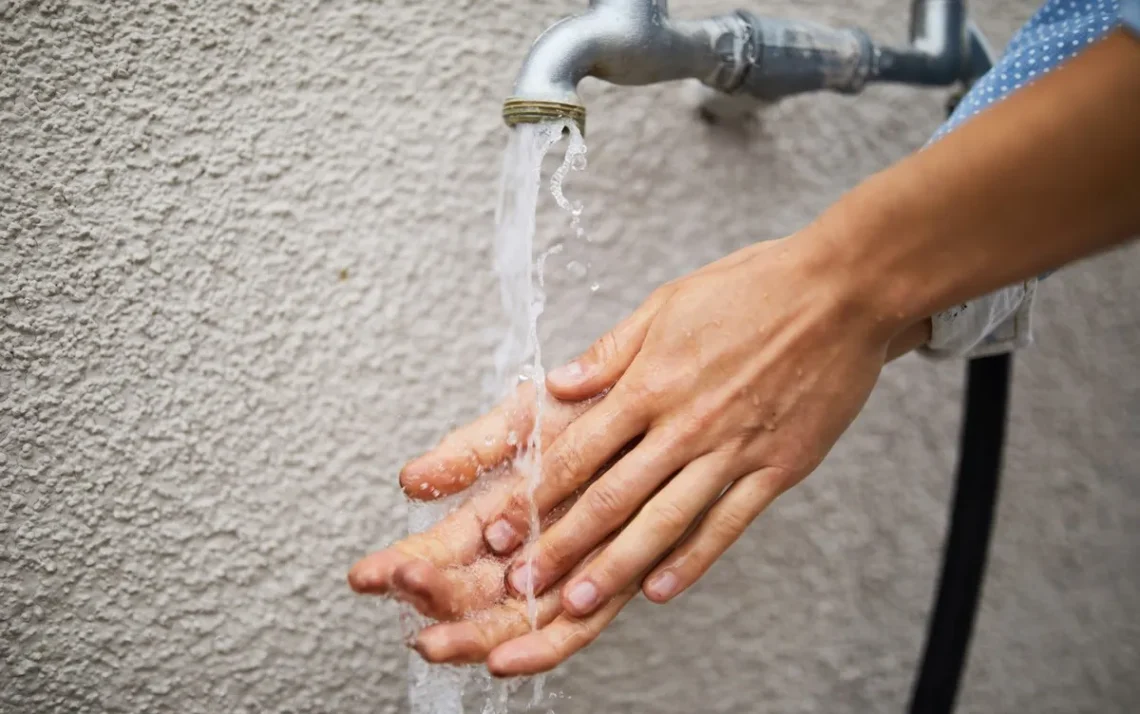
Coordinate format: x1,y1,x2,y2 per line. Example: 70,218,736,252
908,353,1012,714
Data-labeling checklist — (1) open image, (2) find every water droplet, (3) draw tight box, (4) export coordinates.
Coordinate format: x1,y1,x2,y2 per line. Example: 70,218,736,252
506,430,519,446
589,281,600,292
566,260,588,278
483,436,495,447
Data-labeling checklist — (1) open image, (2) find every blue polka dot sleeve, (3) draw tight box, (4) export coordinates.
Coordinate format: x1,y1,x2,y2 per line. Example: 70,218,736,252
922,0,1140,359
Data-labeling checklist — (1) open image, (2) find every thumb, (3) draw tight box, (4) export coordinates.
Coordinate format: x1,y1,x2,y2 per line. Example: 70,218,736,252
546,297,660,400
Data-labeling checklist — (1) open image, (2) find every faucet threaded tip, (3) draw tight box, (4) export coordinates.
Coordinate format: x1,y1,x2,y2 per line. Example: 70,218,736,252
502,99,586,136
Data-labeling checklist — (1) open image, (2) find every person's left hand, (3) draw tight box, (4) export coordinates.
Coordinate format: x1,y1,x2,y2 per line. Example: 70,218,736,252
348,384,644,676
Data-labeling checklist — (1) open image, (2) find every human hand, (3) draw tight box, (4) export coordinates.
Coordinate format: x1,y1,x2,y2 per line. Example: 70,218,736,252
475,232,925,629
347,385,643,675
348,245,786,673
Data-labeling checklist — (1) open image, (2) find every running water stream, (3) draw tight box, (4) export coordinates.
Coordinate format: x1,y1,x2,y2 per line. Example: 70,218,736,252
407,119,588,714
492,120,587,630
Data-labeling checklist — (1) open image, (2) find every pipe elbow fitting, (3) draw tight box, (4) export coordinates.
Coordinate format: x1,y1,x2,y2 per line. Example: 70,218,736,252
503,2,751,136
502,14,610,135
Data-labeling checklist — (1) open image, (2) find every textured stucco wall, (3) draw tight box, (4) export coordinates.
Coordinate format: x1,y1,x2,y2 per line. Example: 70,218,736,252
2,1,1137,712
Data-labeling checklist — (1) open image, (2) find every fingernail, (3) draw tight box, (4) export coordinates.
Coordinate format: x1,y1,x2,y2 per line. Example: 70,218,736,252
508,563,532,595
485,520,520,553
565,580,599,614
646,571,678,601
548,360,585,385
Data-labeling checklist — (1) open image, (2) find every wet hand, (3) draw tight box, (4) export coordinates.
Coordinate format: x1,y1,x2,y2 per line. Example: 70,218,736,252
348,386,642,675
479,234,912,621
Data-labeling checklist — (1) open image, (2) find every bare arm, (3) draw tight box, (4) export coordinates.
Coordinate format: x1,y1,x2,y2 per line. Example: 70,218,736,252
814,29,1140,339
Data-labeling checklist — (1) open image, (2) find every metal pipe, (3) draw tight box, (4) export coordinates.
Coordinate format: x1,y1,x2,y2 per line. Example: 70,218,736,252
876,0,968,85
503,0,975,134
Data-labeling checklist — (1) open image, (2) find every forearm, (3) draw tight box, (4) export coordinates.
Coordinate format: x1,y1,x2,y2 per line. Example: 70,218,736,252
813,29,1140,338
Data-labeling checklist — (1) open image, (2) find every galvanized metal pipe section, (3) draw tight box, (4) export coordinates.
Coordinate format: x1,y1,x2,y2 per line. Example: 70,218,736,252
503,0,974,132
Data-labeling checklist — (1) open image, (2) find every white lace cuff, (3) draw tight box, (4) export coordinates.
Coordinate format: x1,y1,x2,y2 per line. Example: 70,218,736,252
920,279,1037,359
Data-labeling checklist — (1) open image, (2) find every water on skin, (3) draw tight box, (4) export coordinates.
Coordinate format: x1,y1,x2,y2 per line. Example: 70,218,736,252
408,120,588,714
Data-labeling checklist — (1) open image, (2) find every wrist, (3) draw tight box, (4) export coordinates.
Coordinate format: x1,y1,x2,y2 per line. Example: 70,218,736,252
784,174,933,345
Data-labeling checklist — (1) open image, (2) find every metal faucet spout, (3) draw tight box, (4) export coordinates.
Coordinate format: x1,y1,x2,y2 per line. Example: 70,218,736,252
504,1,751,135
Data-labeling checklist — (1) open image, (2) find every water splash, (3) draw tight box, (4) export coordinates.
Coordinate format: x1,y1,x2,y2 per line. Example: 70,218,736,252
409,120,587,714
407,491,469,714
549,128,587,243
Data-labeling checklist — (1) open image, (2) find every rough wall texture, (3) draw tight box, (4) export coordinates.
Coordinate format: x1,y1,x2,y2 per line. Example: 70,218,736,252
2,1,1137,713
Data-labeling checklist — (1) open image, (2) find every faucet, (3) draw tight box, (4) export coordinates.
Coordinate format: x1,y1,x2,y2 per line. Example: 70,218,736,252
503,0,991,135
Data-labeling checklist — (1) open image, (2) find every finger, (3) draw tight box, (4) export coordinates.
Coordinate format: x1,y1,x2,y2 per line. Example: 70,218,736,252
482,390,649,554
413,584,563,665
414,536,615,665
557,452,735,616
390,558,507,621
641,467,786,604
485,581,640,677
348,476,515,593
400,382,537,500
546,294,662,400
502,429,689,596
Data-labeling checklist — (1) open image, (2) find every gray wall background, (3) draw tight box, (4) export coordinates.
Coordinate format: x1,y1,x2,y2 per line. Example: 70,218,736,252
2,0,1137,712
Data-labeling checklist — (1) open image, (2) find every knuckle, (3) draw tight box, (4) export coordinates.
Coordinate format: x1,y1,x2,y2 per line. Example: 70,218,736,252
620,373,671,407
688,393,724,429
501,491,533,526
540,534,578,574
591,330,620,364
664,410,712,448
650,499,692,535
548,444,587,490
582,480,631,526
710,505,753,543
675,413,707,443
590,556,629,589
